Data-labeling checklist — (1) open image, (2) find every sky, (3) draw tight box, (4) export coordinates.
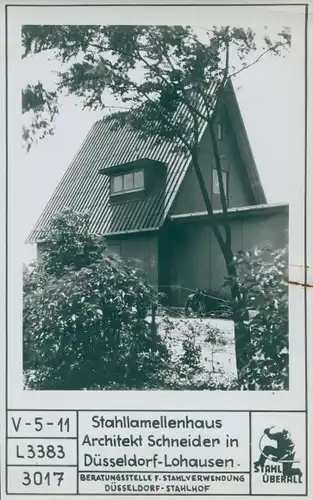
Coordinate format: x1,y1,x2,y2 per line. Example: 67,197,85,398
16,8,306,264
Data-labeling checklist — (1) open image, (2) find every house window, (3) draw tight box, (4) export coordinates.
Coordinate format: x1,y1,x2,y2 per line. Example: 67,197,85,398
111,169,144,194
217,124,223,140
134,170,144,189
112,175,123,193
213,169,228,197
123,172,133,191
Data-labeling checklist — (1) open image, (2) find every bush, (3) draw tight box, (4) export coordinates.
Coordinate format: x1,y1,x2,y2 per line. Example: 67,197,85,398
233,246,288,390
23,209,170,390
156,314,237,390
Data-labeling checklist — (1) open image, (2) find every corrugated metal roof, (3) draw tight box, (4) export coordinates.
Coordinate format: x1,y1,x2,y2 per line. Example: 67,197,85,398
27,81,265,243
27,100,205,242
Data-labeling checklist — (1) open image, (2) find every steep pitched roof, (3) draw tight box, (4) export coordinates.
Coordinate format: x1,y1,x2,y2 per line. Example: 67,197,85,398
224,84,266,205
27,116,197,242
27,82,266,242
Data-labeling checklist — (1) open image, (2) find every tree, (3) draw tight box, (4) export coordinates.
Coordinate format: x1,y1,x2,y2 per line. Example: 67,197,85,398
23,209,169,390
22,24,291,379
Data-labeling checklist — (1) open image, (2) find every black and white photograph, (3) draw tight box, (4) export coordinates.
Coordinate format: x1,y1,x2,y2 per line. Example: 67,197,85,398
17,6,306,393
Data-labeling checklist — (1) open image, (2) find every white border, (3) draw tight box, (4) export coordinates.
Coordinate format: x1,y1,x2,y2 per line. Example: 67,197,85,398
2,3,313,500
5,3,309,412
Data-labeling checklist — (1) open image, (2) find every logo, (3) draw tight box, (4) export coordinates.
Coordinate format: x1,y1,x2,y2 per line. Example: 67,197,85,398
253,426,303,484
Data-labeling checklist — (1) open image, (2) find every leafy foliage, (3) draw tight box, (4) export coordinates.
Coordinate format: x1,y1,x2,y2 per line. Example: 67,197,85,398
157,314,237,390
232,246,289,390
22,83,59,151
24,209,237,391
23,209,169,390
180,329,202,371
205,327,229,372
22,24,291,151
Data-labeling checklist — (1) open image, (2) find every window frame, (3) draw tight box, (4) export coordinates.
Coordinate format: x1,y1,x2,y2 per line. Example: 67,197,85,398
112,175,123,193
110,168,145,195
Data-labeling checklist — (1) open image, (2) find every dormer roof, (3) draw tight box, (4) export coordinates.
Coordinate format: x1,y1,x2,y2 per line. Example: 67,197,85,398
99,158,167,176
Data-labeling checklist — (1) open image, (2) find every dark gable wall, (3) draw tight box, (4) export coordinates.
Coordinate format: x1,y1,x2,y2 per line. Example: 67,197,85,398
208,212,288,292
106,232,159,286
168,221,211,306
169,211,288,306
170,102,254,216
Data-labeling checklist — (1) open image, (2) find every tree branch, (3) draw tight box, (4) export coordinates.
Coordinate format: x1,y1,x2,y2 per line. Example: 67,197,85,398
228,43,283,80
130,37,209,125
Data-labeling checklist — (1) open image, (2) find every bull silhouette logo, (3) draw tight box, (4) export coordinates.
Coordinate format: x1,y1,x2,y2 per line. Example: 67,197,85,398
254,426,303,479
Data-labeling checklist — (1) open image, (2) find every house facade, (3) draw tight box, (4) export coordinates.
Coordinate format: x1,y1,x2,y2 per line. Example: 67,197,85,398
28,83,288,305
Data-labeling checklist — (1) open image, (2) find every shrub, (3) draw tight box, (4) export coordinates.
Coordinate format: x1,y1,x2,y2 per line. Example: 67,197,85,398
157,314,237,390
233,246,288,390
23,209,170,390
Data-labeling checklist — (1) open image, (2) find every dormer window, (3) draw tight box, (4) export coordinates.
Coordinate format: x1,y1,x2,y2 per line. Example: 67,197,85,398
99,158,167,200
111,169,144,195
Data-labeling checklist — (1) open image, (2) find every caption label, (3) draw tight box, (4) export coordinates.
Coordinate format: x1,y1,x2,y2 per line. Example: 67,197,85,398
6,410,306,495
